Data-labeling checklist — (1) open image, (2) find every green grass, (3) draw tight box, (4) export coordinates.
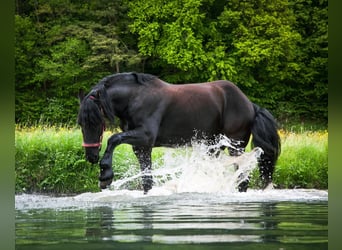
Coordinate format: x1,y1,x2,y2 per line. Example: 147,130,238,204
272,130,328,189
15,125,328,194
15,125,164,193
15,125,96,193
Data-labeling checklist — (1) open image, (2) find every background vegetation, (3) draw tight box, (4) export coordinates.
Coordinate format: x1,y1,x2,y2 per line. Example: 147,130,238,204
15,126,328,194
15,0,327,126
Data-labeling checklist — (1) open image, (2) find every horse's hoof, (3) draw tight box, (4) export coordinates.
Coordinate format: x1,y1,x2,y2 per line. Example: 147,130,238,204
143,184,152,194
99,179,113,189
142,182,153,194
98,168,114,187
237,180,249,192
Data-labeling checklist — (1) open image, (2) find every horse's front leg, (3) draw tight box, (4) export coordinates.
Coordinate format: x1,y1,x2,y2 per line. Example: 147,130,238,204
98,134,122,189
133,146,153,194
99,128,155,189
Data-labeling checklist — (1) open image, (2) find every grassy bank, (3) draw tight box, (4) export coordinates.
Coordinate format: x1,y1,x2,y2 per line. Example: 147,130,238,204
15,125,164,193
272,130,328,189
15,125,328,194
15,125,96,193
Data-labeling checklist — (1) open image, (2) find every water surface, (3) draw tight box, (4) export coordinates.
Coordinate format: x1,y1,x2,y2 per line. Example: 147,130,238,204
16,190,328,250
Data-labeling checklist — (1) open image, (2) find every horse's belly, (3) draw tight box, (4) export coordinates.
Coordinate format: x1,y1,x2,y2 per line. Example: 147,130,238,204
155,120,221,147
155,90,223,146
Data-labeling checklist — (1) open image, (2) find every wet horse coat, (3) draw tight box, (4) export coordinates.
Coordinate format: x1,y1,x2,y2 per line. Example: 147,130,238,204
78,72,281,193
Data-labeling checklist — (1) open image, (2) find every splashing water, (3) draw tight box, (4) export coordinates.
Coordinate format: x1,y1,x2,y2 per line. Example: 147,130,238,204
15,135,327,210
110,135,263,194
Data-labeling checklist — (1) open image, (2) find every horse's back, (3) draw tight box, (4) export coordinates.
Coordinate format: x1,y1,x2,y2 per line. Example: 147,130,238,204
153,82,224,145
176,80,254,141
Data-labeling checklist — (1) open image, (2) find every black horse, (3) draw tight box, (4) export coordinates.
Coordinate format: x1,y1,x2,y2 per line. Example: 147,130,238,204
78,72,281,193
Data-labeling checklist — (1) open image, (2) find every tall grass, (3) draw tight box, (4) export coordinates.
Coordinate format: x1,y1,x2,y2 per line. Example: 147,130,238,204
15,126,328,193
15,125,163,193
15,125,96,193
272,130,328,189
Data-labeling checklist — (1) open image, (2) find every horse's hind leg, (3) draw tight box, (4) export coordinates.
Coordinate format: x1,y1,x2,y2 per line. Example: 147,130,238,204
133,146,153,194
258,156,274,189
227,141,252,192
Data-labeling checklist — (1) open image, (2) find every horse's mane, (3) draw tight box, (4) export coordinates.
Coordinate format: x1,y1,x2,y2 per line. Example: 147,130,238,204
78,85,115,127
78,72,158,127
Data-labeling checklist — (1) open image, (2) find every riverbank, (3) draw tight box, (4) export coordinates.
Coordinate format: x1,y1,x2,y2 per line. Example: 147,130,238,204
15,125,328,194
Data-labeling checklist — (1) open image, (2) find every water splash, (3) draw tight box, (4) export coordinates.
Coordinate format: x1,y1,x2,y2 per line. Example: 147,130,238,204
15,136,328,211
110,135,263,194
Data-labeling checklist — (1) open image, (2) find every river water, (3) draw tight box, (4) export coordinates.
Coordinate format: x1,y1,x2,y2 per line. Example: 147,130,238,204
15,139,328,249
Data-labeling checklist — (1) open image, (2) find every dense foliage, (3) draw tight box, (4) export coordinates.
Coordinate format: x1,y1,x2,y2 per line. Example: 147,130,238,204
15,0,327,126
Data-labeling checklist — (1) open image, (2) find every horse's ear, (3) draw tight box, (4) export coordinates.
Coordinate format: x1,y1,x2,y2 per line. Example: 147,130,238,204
132,72,155,84
132,72,147,84
78,89,85,102
132,72,140,83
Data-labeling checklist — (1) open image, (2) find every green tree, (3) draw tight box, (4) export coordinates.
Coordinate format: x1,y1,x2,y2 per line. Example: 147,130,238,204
127,0,327,122
14,0,327,125
15,14,43,123
128,0,300,101
283,0,328,121
128,0,209,82
218,0,302,110
15,0,141,124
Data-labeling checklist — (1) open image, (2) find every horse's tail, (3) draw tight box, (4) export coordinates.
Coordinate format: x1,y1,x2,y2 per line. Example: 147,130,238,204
251,103,281,187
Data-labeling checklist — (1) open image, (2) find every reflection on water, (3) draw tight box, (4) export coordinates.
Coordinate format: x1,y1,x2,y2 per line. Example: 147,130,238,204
16,193,328,250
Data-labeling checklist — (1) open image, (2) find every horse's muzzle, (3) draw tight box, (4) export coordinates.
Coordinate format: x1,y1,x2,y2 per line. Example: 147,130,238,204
86,154,99,164
84,146,100,163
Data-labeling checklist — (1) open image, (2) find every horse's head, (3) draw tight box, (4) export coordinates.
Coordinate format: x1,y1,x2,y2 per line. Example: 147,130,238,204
78,93,106,164
77,72,153,163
